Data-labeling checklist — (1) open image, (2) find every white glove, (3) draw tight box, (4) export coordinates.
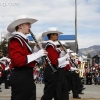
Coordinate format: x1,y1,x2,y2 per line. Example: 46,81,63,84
70,67,77,71
5,66,9,71
59,61,69,68
64,53,70,59
27,49,46,64
35,58,40,63
58,53,69,66
58,54,70,68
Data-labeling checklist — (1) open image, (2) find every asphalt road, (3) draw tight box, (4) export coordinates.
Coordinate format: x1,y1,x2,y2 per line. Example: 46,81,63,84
0,83,100,100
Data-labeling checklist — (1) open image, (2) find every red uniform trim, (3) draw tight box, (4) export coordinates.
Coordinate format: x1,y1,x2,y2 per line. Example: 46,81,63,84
64,61,72,71
0,63,6,70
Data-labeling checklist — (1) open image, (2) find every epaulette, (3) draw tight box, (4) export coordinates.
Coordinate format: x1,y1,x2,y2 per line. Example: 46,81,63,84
9,35,23,47
9,34,32,52
45,42,55,49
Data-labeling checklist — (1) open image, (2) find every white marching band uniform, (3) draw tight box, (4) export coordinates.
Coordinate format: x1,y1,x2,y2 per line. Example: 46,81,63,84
0,57,11,71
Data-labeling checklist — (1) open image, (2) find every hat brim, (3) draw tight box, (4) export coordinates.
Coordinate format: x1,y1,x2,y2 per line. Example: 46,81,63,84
69,50,74,53
42,31,63,36
67,49,74,53
0,57,7,61
71,53,78,56
7,18,38,32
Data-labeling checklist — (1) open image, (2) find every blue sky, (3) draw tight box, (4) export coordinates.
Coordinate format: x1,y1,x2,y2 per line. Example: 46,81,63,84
0,0,100,49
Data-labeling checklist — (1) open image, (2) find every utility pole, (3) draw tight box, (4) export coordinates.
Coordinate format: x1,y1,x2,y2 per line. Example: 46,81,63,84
75,0,78,53
0,32,2,44
1,32,2,42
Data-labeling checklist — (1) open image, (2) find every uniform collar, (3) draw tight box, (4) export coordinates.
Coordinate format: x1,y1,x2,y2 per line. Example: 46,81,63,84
12,32,27,39
47,40,56,46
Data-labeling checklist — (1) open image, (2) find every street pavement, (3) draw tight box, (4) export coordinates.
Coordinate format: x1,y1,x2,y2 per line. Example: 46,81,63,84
0,83,100,100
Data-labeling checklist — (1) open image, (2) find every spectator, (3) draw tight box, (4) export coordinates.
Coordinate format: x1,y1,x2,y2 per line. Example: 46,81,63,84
95,70,100,85
86,70,92,85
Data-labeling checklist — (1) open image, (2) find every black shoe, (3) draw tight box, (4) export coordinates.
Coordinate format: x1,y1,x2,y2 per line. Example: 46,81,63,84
0,89,2,92
78,92,84,94
82,87,86,90
79,92,84,94
5,87,9,89
73,97,81,99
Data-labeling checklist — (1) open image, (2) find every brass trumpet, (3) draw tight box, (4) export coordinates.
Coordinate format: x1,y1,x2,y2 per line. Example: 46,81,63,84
75,69,80,73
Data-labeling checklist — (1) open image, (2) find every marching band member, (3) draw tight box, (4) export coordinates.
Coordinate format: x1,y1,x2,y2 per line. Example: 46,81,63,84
71,56,84,94
70,54,84,95
7,15,47,100
60,49,81,99
0,64,3,92
0,57,10,89
41,27,69,100
54,44,69,100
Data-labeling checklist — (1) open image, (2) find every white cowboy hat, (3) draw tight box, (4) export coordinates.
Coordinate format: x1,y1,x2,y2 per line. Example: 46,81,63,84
0,57,8,61
54,41,65,46
67,49,74,53
42,27,63,36
7,15,38,32
71,52,78,56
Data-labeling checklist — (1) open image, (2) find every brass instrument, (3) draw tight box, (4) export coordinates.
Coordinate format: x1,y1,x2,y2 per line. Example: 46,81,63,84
74,68,83,77
75,62,85,78
75,69,80,73
79,62,85,77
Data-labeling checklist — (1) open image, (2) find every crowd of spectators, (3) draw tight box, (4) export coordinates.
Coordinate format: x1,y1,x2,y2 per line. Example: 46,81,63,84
84,64,100,85
33,65,45,84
